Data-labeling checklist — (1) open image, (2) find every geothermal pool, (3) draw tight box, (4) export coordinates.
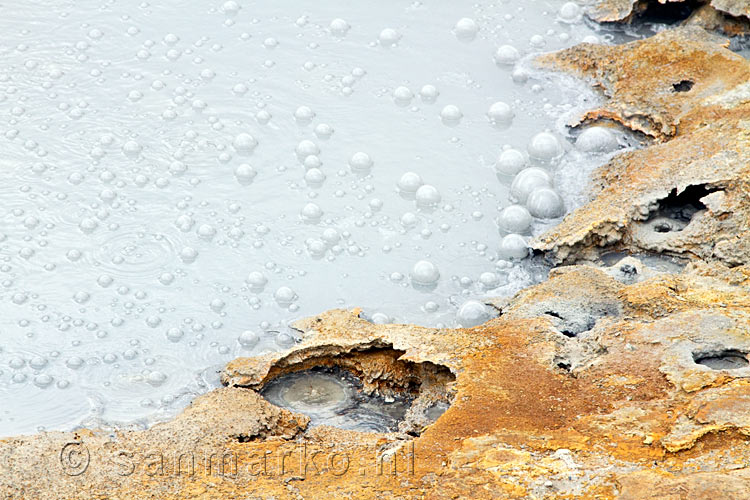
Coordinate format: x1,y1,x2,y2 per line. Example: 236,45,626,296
0,0,643,435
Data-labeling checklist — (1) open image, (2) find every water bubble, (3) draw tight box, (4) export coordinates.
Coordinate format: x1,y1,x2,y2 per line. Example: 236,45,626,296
499,233,529,260
415,184,441,208
487,102,514,127
453,18,478,41
233,133,258,155
303,155,322,170
314,123,334,139
238,330,259,348
479,272,501,289
9,357,25,369
79,217,98,234
66,356,84,369
304,168,326,186
253,110,271,125
400,212,418,228
392,86,413,106
197,224,217,240
97,274,114,287
370,312,391,324
329,18,350,37
162,33,179,45
440,105,462,126
419,84,439,104
510,167,552,203
234,163,257,184
146,315,162,328
495,148,526,177
527,132,563,163
276,331,296,348
526,187,565,219
294,106,315,124
246,271,267,291
30,356,48,370
397,172,423,193
576,127,618,153
33,374,54,388
179,246,198,263
222,1,240,16
263,37,278,49
209,298,225,312
73,291,90,304
378,28,401,47
274,286,296,305
122,140,142,157
321,228,340,245
295,140,319,159
457,300,492,327
158,272,175,285
411,260,440,286
559,2,582,23
497,204,532,234
166,327,184,342
300,202,323,221
349,152,373,173
494,45,520,66
146,371,167,386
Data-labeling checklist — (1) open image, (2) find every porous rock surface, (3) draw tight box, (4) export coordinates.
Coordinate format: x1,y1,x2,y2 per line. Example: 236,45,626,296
588,0,750,31
534,26,750,266
3,24,750,500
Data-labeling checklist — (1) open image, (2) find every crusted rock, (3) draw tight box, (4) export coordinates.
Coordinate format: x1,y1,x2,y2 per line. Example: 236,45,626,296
587,0,750,35
3,262,750,498
534,27,750,266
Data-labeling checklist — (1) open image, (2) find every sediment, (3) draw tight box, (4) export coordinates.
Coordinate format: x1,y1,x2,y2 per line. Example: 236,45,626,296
3,11,750,500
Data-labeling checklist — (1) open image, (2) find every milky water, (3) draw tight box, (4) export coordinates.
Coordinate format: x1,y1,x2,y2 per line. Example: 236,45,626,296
0,0,641,435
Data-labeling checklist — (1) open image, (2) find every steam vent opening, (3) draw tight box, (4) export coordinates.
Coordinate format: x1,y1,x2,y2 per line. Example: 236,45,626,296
645,184,719,233
255,347,455,434
693,350,749,370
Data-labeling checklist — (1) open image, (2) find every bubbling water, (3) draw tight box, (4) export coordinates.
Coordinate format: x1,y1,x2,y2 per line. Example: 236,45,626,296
0,0,641,435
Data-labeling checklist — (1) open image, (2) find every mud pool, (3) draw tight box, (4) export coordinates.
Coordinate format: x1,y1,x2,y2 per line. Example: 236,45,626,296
0,0,643,435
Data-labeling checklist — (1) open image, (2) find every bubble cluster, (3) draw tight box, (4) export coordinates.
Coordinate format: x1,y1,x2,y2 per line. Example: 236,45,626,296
0,0,627,436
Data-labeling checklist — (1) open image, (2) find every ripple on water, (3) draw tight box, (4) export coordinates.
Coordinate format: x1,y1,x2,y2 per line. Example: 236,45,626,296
91,231,177,278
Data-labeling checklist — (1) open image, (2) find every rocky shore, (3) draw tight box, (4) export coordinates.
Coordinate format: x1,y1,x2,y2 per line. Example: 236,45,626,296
3,4,750,499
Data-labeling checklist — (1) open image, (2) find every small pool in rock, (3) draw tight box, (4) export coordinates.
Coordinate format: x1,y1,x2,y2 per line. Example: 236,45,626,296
260,367,414,433
694,350,749,370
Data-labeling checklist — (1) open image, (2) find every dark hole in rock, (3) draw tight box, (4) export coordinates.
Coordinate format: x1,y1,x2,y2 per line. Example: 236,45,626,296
544,308,611,338
643,184,720,233
545,310,564,320
261,367,413,433
635,0,702,24
657,184,719,222
672,80,694,92
693,350,749,370
554,357,572,372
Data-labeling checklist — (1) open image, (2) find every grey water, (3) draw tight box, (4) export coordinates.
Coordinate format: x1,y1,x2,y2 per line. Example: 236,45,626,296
0,0,645,435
